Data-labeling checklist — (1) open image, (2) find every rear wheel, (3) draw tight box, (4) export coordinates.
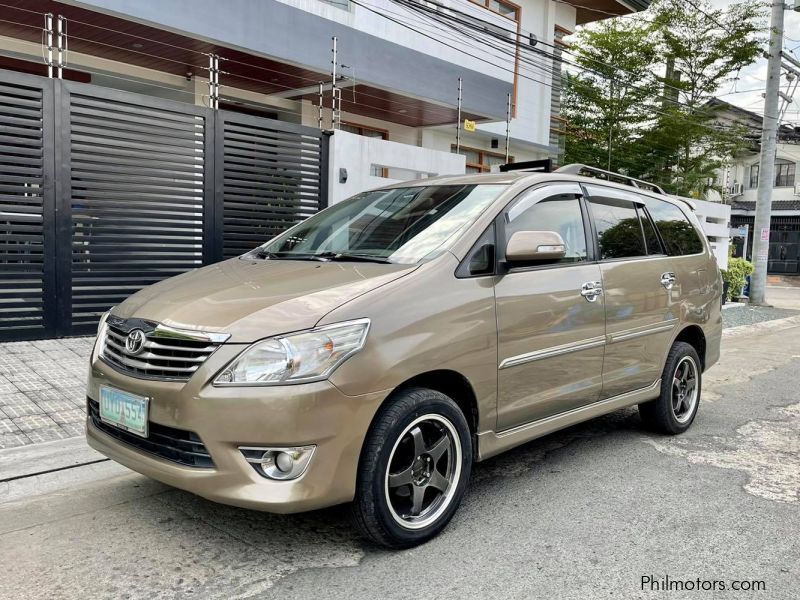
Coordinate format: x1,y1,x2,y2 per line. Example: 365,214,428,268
639,341,701,434
352,388,472,548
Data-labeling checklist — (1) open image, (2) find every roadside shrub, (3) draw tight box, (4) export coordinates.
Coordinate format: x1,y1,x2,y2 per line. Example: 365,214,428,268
721,252,754,301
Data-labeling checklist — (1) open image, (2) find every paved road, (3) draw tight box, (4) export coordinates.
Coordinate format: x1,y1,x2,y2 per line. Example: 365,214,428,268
1,318,799,599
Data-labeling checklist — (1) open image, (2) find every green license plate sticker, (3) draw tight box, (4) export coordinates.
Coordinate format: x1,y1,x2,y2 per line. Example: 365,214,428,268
99,385,149,438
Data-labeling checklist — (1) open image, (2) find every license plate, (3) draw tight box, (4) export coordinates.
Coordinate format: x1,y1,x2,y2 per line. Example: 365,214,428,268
99,385,149,438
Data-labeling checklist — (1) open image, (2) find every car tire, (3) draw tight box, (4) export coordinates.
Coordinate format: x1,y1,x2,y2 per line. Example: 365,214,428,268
352,387,472,549
639,341,702,435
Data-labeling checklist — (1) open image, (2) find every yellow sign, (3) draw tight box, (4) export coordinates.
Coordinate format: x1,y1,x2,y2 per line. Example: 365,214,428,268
463,119,476,132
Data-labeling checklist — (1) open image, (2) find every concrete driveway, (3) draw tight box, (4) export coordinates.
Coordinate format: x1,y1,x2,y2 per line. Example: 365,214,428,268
1,316,799,599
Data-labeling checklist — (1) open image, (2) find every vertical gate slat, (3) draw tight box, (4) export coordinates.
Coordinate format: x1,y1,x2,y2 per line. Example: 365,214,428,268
0,71,54,341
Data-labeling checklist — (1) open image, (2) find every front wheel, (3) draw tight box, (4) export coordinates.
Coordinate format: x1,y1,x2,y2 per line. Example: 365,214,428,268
639,341,702,434
352,388,472,548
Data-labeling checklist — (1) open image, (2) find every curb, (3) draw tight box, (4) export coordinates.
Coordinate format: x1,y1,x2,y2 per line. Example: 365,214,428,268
0,435,104,482
723,314,800,338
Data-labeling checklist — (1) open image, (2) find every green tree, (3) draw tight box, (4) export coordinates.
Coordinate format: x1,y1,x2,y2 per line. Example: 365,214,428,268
562,18,659,174
562,0,767,196
641,0,766,196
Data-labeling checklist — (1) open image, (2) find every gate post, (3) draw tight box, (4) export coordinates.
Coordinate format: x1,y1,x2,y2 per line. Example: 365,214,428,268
319,131,332,210
204,107,222,265
52,78,73,336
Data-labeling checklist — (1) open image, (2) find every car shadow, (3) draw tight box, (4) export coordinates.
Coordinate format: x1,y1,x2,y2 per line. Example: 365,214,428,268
150,405,645,559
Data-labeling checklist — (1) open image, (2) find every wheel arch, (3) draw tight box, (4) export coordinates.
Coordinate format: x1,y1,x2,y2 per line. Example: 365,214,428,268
389,369,479,434
359,369,480,464
673,325,707,371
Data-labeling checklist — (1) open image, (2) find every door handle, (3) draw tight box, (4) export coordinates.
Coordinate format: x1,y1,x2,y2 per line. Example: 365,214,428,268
660,272,676,290
580,281,603,302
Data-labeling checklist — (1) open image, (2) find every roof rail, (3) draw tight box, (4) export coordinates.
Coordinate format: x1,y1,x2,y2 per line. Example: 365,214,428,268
555,164,666,195
498,158,553,173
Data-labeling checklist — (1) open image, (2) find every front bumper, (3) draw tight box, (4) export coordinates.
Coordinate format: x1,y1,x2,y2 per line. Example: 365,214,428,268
86,348,388,513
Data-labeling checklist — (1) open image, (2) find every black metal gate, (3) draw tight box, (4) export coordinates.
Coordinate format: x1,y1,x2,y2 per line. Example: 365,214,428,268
731,215,800,275
217,111,328,259
0,69,329,340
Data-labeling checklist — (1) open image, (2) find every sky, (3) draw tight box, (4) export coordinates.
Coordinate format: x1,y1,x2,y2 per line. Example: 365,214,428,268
710,0,800,126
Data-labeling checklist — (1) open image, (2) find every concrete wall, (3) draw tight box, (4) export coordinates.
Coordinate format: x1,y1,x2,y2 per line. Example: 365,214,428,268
329,130,466,204
73,0,512,118
689,198,732,270
477,0,567,151
75,0,577,148
419,128,551,165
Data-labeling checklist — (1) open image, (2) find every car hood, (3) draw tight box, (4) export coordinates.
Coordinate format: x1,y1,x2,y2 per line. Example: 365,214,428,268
114,257,415,342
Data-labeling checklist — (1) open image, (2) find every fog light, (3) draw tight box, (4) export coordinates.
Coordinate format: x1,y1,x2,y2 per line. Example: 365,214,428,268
275,451,294,473
239,445,315,480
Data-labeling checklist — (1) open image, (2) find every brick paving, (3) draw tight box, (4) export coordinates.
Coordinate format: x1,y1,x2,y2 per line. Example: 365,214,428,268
0,337,93,449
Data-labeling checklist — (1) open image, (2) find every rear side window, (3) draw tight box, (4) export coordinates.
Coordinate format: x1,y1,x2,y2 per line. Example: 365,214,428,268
644,199,704,255
587,197,646,259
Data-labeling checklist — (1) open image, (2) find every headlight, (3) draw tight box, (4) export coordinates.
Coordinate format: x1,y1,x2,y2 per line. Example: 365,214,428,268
91,309,112,363
214,319,370,386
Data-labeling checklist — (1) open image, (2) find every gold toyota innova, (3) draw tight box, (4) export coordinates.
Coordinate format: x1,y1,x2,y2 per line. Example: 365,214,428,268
86,165,722,548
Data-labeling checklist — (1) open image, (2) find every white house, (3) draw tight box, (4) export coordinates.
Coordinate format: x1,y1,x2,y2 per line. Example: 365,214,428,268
711,100,799,274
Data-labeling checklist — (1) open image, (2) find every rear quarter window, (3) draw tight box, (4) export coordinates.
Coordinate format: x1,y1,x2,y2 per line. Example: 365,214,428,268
644,199,705,256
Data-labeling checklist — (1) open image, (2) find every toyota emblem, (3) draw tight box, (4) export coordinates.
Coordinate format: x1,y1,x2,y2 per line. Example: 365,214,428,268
125,329,146,355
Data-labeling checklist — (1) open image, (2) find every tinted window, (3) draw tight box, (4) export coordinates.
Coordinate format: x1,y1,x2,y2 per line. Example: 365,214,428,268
639,206,663,254
588,198,646,259
507,192,587,263
644,199,704,255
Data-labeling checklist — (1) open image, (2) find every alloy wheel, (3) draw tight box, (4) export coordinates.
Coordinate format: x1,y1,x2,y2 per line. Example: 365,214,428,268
384,414,462,530
672,356,699,423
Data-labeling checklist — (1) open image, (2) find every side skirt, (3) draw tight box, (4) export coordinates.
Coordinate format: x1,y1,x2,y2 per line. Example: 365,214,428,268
476,380,661,461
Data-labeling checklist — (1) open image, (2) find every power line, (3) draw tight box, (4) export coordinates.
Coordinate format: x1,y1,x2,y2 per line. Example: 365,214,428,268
365,0,767,134
7,15,440,123
676,0,733,35
61,8,448,119
393,0,689,98
0,0,781,133
392,0,718,118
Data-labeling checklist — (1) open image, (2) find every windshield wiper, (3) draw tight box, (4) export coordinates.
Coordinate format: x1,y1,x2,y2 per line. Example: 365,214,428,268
251,249,391,263
311,252,392,264
252,249,327,261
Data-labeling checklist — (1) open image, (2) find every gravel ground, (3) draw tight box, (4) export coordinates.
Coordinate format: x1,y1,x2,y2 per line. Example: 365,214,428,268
722,304,800,328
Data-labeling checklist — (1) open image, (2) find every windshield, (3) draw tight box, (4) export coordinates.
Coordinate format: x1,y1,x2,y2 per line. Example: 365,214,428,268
251,184,506,264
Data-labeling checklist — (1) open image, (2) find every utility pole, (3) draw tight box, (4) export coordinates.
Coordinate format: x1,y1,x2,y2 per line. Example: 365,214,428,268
749,0,785,306
607,80,614,171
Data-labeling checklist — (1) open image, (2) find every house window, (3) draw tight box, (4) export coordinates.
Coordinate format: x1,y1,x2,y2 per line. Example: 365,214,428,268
775,161,796,188
749,164,759,189
341,122,388,177
471,0,519,20
452,145,513,173
319,0,350,10
341,122,388,140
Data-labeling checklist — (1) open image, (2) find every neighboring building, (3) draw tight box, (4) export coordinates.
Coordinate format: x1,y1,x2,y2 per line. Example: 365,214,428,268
710,100,800,274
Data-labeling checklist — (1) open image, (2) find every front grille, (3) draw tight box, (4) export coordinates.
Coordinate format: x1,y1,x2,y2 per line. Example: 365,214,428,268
88,398,214,468
100,316,228,381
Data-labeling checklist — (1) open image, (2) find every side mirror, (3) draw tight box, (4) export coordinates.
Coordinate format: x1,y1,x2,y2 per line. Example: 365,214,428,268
505,230,566,262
